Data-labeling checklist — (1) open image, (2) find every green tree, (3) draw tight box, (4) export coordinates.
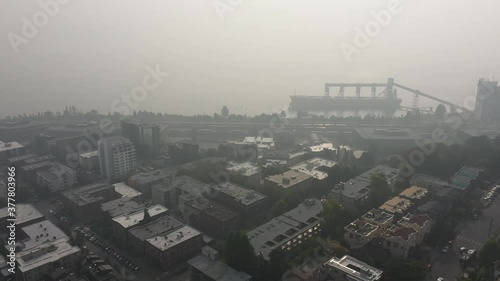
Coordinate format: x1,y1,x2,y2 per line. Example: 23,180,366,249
273,200,288,217
218,144,236,159
268,249,288,280
327,164,355,185
383,259,426,281
387,155,401,169
225,232,256,275
283,191,301,210
321,199,341,238
479,238,500,266
487,151,500,174
435,103,446,120
360,152,375,167
221,105,230,118
371,173,388,189
368,173,391,208
74,231,85,247
142,208,151,223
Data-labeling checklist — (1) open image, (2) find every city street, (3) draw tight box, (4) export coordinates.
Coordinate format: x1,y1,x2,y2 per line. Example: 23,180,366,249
426,190,500,281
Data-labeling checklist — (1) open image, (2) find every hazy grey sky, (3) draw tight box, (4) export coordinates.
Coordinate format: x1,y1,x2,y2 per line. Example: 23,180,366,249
1,0,499,117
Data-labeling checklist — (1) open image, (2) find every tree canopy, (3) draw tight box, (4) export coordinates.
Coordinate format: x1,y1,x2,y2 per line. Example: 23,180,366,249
327,164,356,185
225,232,257,275
479,238,500,266
382,259,426,281
368,173,391,208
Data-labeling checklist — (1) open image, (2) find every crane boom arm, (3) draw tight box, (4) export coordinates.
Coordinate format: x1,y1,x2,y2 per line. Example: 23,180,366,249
393,83,470,111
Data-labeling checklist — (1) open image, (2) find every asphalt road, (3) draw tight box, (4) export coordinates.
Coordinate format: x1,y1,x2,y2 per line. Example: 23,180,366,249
426,190,500,281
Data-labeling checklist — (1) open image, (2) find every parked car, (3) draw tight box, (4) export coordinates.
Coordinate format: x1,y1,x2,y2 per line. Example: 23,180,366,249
442,246,450,253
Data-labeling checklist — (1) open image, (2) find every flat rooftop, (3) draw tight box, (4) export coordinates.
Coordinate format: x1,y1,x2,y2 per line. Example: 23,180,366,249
332,166,400,200
411,173,462,190
99,135,133,145
37,170,59,182
129,215,183,241
210,181,267,206
345,219,378,236
113,182,142,198
146,225,202,251
399,186,428,200
17,238,80,273
322,255,383,281
309,143,335,152
101,198,145,218
188,254,252,281
185,197,240,222
0,141,24,152
37,163,75,180
290,157,338,180
334,179,371,200
266,170,312,189
399,213,431,228
357,165,400,184
362,209,394,225
129,170,168,185
379,196,413,214
354,128,422,140
171,175,212,196
79,150,98,158
112,204,168,229
179,157,225,171
226,161,260,177
0,204,44,226
151,180,174,192
383,225,416,241
247,199,323,260
21,161,54,172
7,153,37,163
24,155,56,165
243,136,273,144
61,182,112,206
17,220,67,252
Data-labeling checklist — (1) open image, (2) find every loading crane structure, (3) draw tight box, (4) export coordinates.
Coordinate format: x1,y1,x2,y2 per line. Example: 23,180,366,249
324,78,471,113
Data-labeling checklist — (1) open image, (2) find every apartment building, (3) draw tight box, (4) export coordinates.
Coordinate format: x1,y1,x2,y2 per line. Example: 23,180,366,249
145,225,204,269
316,255,383,281
398,213,431,245
247,199,323,260
208,181,268,226
98,136,137,179
36,163,77,193
344,219,379,249
381,224,417,259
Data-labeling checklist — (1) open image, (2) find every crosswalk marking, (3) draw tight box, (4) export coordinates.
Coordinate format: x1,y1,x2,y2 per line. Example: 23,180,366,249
455,235,483,248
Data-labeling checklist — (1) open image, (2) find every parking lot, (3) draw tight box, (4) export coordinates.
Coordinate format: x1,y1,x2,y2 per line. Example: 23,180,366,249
426,184,500,281
33,196,189,281
75,226,141,272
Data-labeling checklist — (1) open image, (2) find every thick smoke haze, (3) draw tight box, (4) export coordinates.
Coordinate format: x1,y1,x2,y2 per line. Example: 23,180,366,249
1,0,499,117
